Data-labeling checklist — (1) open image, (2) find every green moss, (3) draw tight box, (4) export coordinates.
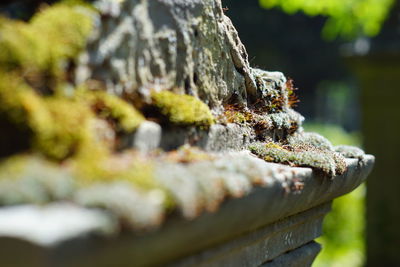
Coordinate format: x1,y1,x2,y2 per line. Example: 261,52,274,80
0,74,108,160
0,73,51,132
151,91,214,127
34,97,97,160
249,142,347,177
0,1,95,78
77,89,144,132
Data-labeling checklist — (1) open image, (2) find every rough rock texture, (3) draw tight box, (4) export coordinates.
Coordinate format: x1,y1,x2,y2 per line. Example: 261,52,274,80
81,0,303,110
81,0,253,107
0,155,374,267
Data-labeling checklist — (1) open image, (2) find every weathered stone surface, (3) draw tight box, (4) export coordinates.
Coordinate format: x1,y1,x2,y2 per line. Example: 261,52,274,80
172,203,328,267
263,241,322,267
0,203,116,246
0,154,374,267
122,120,162,152
159,123,254,151
83,0,254,107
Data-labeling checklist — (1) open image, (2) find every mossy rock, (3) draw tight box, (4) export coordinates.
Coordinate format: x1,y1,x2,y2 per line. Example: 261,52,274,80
249,141,347,177
151,91,214,127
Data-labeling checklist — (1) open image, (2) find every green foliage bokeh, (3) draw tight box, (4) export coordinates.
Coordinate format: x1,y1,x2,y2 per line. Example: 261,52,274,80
303,123,365,267
259,0,395,39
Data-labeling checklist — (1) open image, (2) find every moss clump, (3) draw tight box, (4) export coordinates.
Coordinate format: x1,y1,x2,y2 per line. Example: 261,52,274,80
249,142,347,177
0,74,110,160
0,2,95,78
35,97,97,160
0,73,51,132
77,89,144,132
151,91,214,127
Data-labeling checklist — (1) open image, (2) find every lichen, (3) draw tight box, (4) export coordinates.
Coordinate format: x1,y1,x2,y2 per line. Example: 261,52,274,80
0,155,75,204
249,141,347,177
288,131,334,151
251,69,288,112
335,145,365,160
151,91,214,127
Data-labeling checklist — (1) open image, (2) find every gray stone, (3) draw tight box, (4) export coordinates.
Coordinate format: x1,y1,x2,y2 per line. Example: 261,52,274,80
204,123,254,151
82,0,256,106
335,145,365,159
172,203,329,267
0,203,116,246
131,121,162,152
263,241,322,267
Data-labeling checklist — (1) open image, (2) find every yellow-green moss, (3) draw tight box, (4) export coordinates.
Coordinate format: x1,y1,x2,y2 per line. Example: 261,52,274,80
0,1,95,77
0,74,108,160
76,89,144,132
34,97,97,160
0,73,51,132
151,91,214,127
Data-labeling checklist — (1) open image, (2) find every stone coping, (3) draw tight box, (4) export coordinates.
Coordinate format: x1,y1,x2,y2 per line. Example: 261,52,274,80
0,155,374,266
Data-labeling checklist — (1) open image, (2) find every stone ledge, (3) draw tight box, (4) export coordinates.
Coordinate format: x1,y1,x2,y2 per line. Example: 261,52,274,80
172,203,329,266
262,241,322,267
0,155,374,267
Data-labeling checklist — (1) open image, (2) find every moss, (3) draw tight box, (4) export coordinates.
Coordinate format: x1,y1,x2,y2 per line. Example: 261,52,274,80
76,89,144,132
151,91,214,127
0,73,51,132
222,105,254,125
249,142,347,177
0,74,110,160
34,97,98,160
0,1,95,79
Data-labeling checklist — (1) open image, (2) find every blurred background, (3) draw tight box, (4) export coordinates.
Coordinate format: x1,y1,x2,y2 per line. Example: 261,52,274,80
225,0,400,266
